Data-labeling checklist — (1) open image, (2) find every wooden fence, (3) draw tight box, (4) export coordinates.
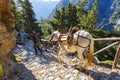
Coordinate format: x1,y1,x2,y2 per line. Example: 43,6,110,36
93,37,120,69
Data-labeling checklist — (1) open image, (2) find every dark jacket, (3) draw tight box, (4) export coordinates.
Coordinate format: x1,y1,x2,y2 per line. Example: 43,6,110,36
31,34,41,45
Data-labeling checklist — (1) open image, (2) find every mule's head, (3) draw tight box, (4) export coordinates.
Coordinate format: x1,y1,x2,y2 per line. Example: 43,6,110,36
49,30,60,42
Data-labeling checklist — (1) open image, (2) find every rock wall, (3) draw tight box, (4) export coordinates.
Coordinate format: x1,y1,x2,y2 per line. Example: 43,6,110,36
0,0,17,79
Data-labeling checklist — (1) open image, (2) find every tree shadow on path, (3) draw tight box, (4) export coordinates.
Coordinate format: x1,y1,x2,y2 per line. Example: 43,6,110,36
81,63,120,80
8,63,37,80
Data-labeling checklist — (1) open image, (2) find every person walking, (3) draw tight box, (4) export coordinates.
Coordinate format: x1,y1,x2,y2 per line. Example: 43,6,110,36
18,29,25,44
31,30,42,55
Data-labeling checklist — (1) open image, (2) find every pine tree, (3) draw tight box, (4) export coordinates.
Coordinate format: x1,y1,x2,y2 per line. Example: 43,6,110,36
51,3,78,32
78,0,98,32
76,0,88,30
66,3,78,28
21,0,38,33
87,0,98,31
52,7,68,32
11,0,24,31
60,7,68,31
52,9,61,30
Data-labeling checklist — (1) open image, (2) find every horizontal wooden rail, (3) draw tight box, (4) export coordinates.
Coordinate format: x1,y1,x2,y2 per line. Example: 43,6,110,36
94,41,119,55
41,37,120,42
94,37,120,41
41,39,49,42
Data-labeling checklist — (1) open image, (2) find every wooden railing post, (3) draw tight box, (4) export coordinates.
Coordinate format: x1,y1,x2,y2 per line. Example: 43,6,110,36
112,42,120,69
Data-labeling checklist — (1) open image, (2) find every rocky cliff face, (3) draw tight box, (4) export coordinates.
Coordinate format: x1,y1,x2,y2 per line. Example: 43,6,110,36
97,0,114,30
0,0,17,79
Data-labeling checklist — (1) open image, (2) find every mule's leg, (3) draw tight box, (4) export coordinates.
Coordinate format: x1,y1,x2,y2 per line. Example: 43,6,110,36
58,48,64,64
85,40,94,69
75,48,85,70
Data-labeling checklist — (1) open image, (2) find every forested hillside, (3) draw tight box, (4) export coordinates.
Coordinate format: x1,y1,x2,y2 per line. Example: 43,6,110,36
49,0,120,30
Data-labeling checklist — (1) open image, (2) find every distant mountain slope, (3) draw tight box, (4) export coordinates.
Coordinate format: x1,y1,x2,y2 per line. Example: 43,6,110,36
97,0,114,30
48,0,120,30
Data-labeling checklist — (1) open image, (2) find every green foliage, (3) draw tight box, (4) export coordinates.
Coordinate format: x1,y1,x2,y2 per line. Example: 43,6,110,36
0,64,3,76
52,8,65,31
39,19,53,39
42,0,97,35
51,3,78,32
21,0,39,33
11,0,24,31
93,30,120,61
101,60,113,65
66,3,78,28
12,0,41,33
78,0,98,32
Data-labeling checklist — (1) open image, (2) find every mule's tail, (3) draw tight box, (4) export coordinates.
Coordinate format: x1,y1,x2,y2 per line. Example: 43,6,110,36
87,38,94,66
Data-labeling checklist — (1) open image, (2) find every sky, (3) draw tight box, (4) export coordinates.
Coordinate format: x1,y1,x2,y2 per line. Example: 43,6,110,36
29,0,60,20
